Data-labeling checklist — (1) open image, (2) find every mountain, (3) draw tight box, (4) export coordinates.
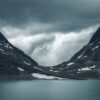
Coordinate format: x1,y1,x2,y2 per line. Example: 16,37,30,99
50,27,100,79
0,32,62,80
1,27,100,80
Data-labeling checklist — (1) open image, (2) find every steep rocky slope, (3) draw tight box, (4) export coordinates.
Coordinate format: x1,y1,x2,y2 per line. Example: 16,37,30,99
50,27,100,79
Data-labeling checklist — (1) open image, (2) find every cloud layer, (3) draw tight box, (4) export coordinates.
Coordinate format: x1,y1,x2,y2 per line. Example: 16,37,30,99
1,25,98,66
0,0,100,33
0,0,100,66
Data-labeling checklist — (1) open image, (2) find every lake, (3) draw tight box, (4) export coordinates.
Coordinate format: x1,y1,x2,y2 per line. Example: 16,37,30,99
0,80,100,100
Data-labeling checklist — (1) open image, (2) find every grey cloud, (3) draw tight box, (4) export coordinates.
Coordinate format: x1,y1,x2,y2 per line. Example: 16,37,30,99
8,26,98,66
28,34,55,55
0,0,100,66
0,0,100,33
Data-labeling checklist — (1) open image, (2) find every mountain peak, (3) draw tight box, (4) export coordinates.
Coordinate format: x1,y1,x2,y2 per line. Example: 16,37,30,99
89,27,100,43
0,32,8,43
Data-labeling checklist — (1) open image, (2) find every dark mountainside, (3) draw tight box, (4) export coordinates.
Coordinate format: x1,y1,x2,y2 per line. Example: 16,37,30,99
51,27,100,79
0,27,100,80
0,32,57,80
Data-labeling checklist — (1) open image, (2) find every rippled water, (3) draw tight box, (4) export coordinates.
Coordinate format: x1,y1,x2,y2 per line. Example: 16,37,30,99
0,80,100,100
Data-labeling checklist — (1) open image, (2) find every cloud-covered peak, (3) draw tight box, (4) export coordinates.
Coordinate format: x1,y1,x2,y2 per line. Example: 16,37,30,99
1,25,98,66
0,0,100,66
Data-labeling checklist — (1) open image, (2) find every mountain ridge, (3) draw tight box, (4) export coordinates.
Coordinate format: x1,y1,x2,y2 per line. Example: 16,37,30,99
52,27,100,79
0,27,100,80
89,27,100,43
0,32,59,80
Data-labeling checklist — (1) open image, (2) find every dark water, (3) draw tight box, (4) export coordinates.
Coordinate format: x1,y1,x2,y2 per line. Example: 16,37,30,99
0,80,100,100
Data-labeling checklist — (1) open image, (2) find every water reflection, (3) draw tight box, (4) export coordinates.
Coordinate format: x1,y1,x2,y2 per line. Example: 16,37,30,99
0,80,100,100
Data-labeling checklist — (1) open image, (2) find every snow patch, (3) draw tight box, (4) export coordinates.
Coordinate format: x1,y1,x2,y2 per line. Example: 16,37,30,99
0,48,9,55
89,43,94,46
0,42,13,49
78,65,96,72
0,43,3,45
0,48,4,52
18,67,24,71
4,43,13,49
32,73,63,79
77,51,85,59
84,55,87,58
92,46,99,51
23,61,31,65
78,67,91,71
90,65,96,69
50,69,59,72
53,70,59,73
34,66,42,70
67,62,75,66
50,69,53,71
77,72,81,74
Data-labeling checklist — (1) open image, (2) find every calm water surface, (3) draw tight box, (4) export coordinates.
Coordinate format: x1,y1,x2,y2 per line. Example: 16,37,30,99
0,80,100,100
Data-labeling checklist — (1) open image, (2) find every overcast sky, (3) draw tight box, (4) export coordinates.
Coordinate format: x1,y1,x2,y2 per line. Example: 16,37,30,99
0,0,100,66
